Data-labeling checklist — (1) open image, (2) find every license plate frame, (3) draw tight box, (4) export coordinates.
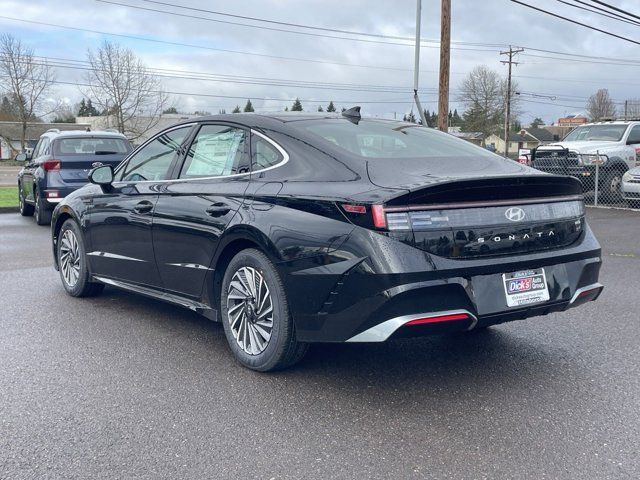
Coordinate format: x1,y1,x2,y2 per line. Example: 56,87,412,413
502,268,550,308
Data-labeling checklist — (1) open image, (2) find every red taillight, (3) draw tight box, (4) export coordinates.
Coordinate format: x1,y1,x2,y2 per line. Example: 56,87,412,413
43,159,61,171
371,204,386,229
342,204,367,214
405,313,470,326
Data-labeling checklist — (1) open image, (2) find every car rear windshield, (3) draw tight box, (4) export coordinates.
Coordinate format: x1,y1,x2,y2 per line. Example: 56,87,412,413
298,119,497,160
54,137,131,155
563,125,628,142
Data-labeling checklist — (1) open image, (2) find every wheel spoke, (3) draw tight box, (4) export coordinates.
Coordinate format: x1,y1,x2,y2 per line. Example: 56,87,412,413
226,265,275,356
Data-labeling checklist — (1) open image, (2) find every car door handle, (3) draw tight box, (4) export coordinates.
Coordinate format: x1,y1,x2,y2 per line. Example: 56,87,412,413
206,202,231,217
133,200,154,214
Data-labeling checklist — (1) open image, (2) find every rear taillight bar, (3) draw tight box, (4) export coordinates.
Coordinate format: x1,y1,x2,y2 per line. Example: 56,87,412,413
404,312,471,326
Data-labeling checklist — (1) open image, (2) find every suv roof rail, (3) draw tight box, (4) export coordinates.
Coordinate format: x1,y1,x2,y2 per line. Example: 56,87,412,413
45,128,60,134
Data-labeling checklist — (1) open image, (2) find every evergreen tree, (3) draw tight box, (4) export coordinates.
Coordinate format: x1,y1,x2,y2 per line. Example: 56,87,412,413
317,105,324,112
291,98,303,111
218,109,226,114
326,101,336,112
530,117,544,128
424,109,431,127
243,99,254,112
284,106,289,111
452,109,462,126
162,106,178,114
77,98,87,116
341,107,346,113
232,105,241,113
430,111,438,126
86,99,98,116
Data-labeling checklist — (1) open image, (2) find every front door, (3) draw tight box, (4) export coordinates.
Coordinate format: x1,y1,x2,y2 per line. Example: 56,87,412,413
152,123,251,299
86,125,194,287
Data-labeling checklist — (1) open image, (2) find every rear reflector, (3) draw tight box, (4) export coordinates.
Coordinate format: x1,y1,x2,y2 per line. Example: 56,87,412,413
404,313,470,326
45,191,59,198
371,204,386,229
43,159,61,171
342,204,367,214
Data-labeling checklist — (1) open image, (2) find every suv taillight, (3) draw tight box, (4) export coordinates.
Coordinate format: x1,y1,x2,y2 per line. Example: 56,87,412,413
43,159,61,171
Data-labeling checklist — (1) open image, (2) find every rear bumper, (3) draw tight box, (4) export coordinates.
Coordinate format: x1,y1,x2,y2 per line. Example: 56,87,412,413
283,224,603,343
621,180,640,200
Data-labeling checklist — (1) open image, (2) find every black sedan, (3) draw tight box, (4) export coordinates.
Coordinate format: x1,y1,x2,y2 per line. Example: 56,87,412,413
50,110,603,371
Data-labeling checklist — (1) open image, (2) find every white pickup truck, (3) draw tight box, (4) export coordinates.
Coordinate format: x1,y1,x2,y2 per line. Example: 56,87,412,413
532,121,640,199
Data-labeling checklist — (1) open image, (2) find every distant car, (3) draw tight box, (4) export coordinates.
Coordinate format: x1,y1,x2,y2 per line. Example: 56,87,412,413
16,129,132,225
532,120,640,200
50,111,603,371
622,166,640,208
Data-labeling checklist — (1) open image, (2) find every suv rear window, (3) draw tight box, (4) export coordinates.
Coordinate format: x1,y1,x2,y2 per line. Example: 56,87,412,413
54,137,131,155
298,119,497,160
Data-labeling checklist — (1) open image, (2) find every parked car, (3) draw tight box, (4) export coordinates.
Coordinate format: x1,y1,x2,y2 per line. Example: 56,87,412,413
16,129,132,225
532,120,640,200
622,166,640,208
50,110,603,371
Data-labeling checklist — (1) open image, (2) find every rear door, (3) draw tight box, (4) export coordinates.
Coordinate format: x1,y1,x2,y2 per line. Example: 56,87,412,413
152,123,251,299
626,125,640,166
86,125,193,287
22,137,48,202
53,136,132,185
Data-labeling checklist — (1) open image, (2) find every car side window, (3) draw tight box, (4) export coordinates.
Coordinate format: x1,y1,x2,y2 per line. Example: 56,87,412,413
179,125,249,178
31,139,43,159
627,125,640,144
252,135,283,171
118,126,191,182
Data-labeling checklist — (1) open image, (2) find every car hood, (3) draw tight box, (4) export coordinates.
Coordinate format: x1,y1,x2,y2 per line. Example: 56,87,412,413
366,155,535,191
538,141,618,153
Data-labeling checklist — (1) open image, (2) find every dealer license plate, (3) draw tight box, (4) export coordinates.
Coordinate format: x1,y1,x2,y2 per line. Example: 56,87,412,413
502,268,550,308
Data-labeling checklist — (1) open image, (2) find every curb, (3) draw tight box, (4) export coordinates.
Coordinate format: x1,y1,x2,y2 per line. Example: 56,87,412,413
0,206,19,213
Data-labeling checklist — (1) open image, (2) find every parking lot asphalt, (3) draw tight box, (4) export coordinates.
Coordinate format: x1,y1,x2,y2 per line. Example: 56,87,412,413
1,208,639,479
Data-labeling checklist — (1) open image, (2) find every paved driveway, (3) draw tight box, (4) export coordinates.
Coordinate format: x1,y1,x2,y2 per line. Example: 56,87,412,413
1,208,638,479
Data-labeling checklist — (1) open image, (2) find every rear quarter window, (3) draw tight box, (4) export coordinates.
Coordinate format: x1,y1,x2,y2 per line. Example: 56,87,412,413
53,137,131,156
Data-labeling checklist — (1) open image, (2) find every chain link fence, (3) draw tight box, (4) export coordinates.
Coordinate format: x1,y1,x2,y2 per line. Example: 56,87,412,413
526,149,640,210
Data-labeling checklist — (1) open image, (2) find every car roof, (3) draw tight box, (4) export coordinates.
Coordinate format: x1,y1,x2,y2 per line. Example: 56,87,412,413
168,112,411,130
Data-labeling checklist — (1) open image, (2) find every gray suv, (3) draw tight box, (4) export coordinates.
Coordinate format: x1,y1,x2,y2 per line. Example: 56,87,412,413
16,129,132,224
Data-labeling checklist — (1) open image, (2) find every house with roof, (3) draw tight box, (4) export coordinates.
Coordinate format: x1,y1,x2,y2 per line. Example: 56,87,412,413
485,127,555,155
0,121,91,159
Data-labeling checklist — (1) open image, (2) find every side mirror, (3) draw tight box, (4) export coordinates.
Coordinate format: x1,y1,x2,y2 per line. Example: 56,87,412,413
15,153,29,162
88,164,114,187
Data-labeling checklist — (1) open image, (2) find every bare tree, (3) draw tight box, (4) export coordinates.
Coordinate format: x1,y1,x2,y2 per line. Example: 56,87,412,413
457,66,520,144
84,41,168,140
586,89,616,121
0,34,56,152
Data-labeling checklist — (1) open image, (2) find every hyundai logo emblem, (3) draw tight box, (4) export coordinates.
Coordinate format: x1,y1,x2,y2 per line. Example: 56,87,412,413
505,207,526,222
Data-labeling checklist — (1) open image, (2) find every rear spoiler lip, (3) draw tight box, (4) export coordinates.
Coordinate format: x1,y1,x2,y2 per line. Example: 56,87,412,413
383,194,585,213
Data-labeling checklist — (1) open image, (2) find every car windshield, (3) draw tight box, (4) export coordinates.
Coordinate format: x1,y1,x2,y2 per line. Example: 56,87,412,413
563,125,628,142
298,119,497,160
54,137,131,155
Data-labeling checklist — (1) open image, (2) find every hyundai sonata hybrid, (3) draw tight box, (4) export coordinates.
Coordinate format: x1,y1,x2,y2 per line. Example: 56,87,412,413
50,109,603,371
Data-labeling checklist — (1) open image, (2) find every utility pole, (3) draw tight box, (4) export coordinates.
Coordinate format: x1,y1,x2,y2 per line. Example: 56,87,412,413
500,46,524,158
624,100,628,121
413,0,429,127
438,0,451,132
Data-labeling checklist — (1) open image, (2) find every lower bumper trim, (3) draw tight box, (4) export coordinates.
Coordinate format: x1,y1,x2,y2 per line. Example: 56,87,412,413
346,309,477,343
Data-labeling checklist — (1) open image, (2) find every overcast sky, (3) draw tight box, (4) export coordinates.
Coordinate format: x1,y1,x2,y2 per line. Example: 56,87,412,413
1,0,639,124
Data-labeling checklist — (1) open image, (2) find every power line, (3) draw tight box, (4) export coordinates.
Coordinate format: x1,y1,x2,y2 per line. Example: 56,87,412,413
587,0,640,21
511,0,640,45
556,0,640,27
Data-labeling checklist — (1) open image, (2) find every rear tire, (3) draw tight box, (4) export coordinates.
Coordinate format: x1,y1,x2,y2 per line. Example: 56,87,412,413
34,186,52,225
220,248,308,371
57,219,104,297
18,184,34,216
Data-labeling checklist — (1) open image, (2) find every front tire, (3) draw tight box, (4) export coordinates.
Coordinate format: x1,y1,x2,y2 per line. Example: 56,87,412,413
18,184,34,216
601,170,623,202
34,186,52,225
220,248,308,371
57,219,104,297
